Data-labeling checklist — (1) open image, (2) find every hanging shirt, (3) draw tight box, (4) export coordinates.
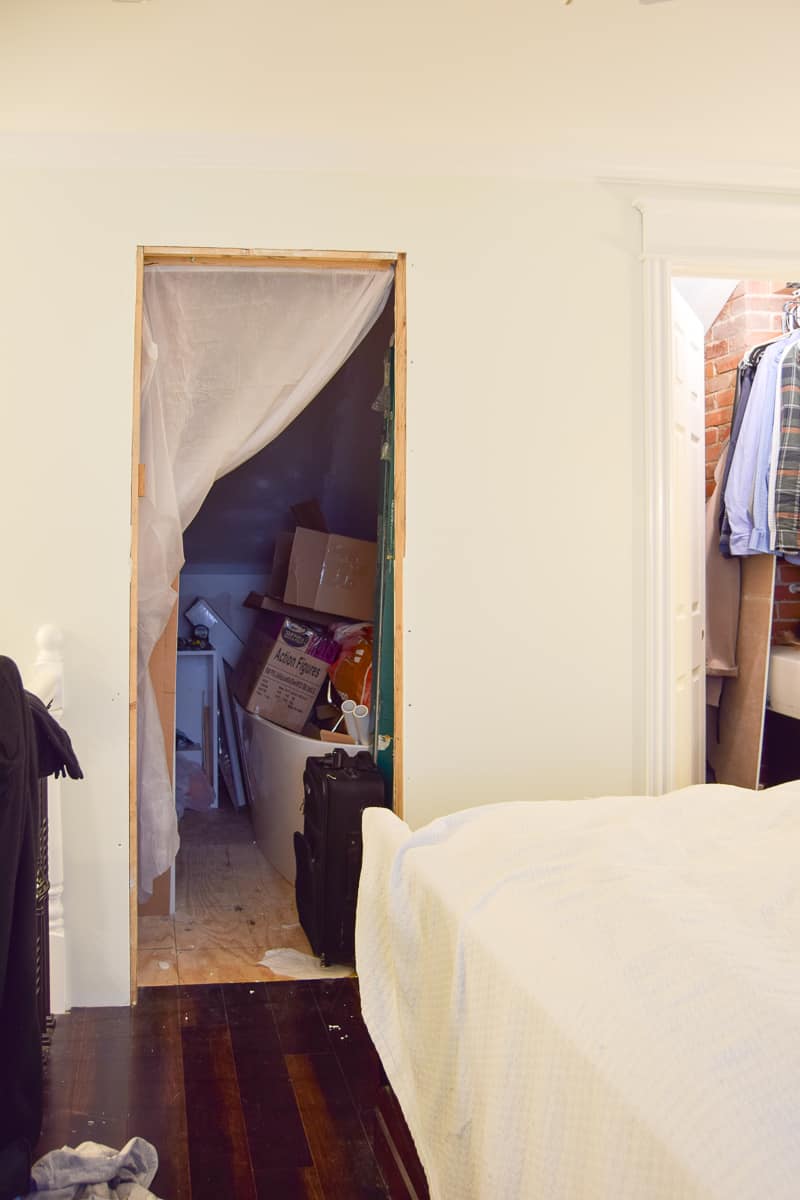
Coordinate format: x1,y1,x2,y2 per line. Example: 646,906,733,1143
723,332,800,555
774,341,800,555
748,333,800,553
719,359,755,557
767,352,784,551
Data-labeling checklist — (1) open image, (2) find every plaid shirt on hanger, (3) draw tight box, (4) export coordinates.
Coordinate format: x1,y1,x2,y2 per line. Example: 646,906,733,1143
774,342,800,554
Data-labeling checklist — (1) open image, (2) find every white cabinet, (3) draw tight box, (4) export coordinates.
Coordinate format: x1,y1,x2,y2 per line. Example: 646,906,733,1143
175,649,218,808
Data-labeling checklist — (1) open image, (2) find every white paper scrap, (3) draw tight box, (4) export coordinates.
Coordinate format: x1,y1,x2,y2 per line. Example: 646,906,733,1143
257,948,353,979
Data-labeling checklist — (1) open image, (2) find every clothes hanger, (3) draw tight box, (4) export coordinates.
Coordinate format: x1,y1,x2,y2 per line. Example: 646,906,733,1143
782,283,800,335
741,286,800,366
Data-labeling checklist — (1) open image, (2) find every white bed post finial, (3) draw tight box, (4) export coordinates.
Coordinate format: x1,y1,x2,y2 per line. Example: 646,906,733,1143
33,624,68,1015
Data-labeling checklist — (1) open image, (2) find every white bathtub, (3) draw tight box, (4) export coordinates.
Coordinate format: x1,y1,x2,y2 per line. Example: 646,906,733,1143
234,700,368,882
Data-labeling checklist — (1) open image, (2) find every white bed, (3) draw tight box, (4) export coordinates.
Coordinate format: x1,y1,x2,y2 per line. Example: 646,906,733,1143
355,783,800,1200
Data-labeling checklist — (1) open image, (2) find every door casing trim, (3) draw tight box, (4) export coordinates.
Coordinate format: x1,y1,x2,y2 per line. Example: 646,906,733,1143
635,185,800,797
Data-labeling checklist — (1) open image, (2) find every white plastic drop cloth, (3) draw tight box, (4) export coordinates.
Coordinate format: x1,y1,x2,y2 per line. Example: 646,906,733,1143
137,265,393,895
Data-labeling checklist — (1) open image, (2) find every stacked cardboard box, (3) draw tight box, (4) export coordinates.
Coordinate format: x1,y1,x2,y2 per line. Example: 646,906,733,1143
232,611,340,733
270,528,376,622
233,502,378,735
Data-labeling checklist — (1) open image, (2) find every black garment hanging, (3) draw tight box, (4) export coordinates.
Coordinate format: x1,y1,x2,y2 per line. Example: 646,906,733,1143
718,361,752,556
0,665,84,1200
0,658,43,1200
25,691,83,781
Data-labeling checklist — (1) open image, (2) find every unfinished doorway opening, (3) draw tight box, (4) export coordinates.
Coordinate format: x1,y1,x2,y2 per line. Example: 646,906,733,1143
128,247,407,998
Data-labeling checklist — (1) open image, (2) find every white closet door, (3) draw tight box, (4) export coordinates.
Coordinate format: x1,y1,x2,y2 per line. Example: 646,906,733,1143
670,285,706,788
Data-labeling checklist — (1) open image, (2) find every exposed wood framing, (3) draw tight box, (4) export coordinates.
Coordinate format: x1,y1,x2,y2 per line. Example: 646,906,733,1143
137,579,179,921
129,246,144,1003
392,255,407,819
143,247,398,271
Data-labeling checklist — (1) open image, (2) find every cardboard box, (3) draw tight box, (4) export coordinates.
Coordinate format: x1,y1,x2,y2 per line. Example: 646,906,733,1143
269,532,296,599
282,528,377,621
232,613,336,732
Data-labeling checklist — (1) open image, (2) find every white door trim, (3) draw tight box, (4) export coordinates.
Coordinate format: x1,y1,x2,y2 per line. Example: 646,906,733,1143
640,255,674,796
634,185,800,796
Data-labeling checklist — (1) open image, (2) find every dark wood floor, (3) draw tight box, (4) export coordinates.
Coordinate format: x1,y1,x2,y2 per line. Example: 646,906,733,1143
38,980,391,1199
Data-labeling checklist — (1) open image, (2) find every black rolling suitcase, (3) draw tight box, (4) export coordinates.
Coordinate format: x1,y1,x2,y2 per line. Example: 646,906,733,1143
294,749,387,966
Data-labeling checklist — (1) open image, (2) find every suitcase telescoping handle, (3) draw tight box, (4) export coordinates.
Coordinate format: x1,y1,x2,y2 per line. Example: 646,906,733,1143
328,748,375,773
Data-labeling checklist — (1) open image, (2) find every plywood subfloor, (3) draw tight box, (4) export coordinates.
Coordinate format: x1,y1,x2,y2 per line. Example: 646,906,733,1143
137,805,325,987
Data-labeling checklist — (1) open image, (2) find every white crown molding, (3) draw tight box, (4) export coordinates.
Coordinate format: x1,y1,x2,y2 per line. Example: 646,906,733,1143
633,187,800,277
5,131,800,195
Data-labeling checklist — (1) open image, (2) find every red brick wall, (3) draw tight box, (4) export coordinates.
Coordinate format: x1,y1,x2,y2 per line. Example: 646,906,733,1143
705,281,785,499
704,281,800,642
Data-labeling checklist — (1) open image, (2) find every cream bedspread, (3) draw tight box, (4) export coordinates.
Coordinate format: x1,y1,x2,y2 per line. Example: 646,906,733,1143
355,784,800,1199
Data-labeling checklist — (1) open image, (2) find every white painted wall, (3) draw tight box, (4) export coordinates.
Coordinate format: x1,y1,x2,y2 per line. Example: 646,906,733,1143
2,0,798,1005
0,167,641,1003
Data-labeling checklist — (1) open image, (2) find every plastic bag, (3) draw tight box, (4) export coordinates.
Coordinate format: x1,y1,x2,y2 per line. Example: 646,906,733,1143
175,756,214,819
328,622,373,707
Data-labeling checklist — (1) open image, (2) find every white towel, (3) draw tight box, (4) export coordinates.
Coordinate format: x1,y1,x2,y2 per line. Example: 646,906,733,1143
23,1137,161,1199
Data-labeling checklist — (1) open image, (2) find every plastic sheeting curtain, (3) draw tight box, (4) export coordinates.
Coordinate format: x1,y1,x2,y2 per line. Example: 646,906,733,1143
137,265,393,896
